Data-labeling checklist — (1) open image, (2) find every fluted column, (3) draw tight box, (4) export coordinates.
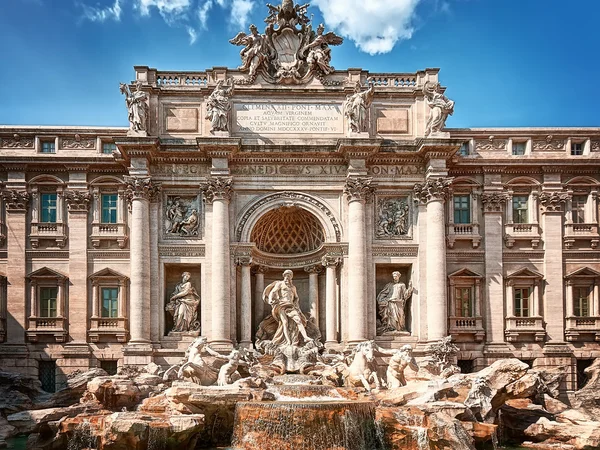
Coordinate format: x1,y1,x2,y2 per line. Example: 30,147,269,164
344,177,374,344
125,177,160,345
414,177,452,342
305,265,322,324
322,255,341,345
253,266,267,331
236,255,252,348
203,177,233,349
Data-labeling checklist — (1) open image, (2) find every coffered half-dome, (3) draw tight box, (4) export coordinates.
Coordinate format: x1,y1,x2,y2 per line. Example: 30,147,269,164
251,206,325,255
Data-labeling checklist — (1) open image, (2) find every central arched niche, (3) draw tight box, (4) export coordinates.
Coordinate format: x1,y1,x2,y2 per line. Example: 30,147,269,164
250,205,325,255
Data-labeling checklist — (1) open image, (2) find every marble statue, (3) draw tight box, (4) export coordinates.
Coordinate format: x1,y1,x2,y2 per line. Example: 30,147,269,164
386,344,419,388
230,24,269,81
265,0,310,28
302,24,343,76
376,271,414,334
163,336,223,385
424,81,454,136
422,336,460,378
342,340,384,392
344,82,374,133
205,80,234,133
377,198,410,238
165,197,200,237
217,350,246,386
119,81,148,134
165,272,200,332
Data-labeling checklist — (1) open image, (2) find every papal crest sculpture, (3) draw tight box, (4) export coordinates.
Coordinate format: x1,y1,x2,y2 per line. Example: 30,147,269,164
230,0,343,85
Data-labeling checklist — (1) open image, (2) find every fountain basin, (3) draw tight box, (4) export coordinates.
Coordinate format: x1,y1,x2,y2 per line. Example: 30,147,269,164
231,400,382,450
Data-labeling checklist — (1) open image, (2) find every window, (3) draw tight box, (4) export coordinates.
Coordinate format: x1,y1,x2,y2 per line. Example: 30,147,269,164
38,360,56,393
101,287,119,318
457,359,475,374
41,141,55,154
459,142,469,156
102,143,117,154
572,195,587,224
512,196,529,224
571,143,584,156
574,286,590,317
455,287,473,317
514,287,530,317
100,360,118,375
40,193,57,223
101,194,118,224
512,142,526,156
453,195,471,224
39,287,58,317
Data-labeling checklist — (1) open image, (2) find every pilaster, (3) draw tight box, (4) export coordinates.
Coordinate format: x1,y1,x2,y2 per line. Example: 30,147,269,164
236,255,252,349
322,255,341,346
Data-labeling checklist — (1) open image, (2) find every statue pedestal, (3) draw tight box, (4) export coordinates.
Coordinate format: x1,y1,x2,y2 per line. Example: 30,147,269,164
211,130,231,138
161,331,200,350
347,131,370,139
427,131,451,139
374,332,418,350
127,130,148,137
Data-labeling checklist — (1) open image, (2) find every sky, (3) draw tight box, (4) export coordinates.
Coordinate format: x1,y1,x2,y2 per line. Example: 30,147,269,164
0,0,599,129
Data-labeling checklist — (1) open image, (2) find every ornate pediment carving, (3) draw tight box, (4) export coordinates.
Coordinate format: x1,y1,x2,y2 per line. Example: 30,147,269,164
230,0,343,85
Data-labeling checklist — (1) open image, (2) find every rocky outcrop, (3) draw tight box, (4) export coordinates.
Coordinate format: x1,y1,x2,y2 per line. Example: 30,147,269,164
82,374,165,410
523,417,600,449
7,404,102,435
47,368,108,408
0,370,46,415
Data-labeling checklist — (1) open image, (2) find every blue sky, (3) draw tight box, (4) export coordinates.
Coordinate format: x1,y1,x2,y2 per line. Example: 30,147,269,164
0,0,599,128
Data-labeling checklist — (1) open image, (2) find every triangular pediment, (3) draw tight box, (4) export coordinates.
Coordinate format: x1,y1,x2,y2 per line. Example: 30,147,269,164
565,267,600,278
89,268,127,280
27,267,67,280
448,268,483,278
507,267,544,279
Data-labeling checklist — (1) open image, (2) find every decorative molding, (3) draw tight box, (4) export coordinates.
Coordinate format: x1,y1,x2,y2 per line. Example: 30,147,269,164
372,245,419,257
1,134,34,148
304,264,323,274
64,190,91,212
321,255,342,267
344,176,375,203
413,177,453,204
124,176,161,203
475,136,506,151
592,141,600,151
88,251,130,259
158,245,205,257
235,255,252,266
164,194,201,239
539,191,569,212
202,177,233,204
481,192,508,213
26,250,70,258
62,135,95,149
1,190,30,211
502,251,545,260
532,136,565,151
446,251,485,262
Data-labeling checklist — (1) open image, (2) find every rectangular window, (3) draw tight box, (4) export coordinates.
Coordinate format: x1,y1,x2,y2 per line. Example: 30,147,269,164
574,286,590,317
512,142,526,156
38,360,56,393
512,195,529,224
572,195,587,224
39,287,58,318
101,194,118,224
459,142,469,156
514,287,530,317
453,195,471,224
41,141,55,154
40,193,57,223
571,143,584,156
100,360,118,375
455,287,473,317
101,287,119,318
102,143,117,154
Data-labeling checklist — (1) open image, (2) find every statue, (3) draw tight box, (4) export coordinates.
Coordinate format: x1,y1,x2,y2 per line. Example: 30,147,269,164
302,24,343,76
376,198,410,238
217,350,247,386
265,0,310,28
343,82,374,133
205,80,234,133
119,81,148,134
424,81,454,136
422,336,460,378
179,209,199,236
165,272,200,332
163,336,223,385
386,345,419,388
165,197,200,237
230,24,269,81
376,271,413,334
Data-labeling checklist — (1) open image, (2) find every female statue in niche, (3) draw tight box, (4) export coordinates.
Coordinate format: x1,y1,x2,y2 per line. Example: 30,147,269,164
166,272,200,332
376,271,413,334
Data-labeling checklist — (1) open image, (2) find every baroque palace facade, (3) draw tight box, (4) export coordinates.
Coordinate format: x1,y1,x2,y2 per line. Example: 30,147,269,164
1,3,600,393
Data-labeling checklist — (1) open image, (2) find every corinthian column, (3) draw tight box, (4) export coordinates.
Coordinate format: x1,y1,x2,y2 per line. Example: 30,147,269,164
322,255,341,346
203,177,233,350
414,177,452,342
125,177,160,345
344,177,374,344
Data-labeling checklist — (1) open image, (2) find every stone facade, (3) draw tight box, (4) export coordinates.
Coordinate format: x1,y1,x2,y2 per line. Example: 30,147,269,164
1,13,599,392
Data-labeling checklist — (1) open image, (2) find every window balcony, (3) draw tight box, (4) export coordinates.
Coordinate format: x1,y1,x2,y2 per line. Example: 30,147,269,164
565,316,600,342
505,316,545,342
446,223,481,248
30,222,67,248
448,316,485,341
564,223,600,249
27,316,68,342
88,317,128,343
504,223,541,248
90,223,128,248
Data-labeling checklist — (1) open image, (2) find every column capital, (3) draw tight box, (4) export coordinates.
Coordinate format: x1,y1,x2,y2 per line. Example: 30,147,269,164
2,189,30,212
124,176,161,203
235,255,252,266
202,176,233,204
344,176,374,203
64,190,91,213
252,265,269,275
481,192,509,214
305,264,323,275
321,255,342,268
539,191,569,213
413,177,453,204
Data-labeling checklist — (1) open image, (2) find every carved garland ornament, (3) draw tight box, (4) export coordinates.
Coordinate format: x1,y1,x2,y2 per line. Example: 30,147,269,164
124,177,161,203
2,190,30,211
64,190,91,212
1,134,34,148
476,136,506,151
481,192,509,213
533,135,565,151
202,177,233,204
62,135,95,149
539,191,570,212
344,177,375,202
413,177,453,204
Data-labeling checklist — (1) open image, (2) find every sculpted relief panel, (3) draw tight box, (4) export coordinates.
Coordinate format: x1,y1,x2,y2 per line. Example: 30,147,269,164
164,194,202,238
165,107,199,133
376,196,411,239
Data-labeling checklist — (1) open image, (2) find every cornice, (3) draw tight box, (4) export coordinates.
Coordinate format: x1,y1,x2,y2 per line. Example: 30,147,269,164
372,245,419,257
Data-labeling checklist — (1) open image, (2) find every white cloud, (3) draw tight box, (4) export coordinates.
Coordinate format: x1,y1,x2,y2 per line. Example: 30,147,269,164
186,25,198,43
197,0,214,29
81,0,123,22
135,0,191,23
312,0,421,54
230,0,254,30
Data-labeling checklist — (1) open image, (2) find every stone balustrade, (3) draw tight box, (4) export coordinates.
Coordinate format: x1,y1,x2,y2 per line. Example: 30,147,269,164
504,223,541,248
30,222,67,248
565,316,600,342
505,316,545,342
89,317,128,343
26,316,67,342
90,223,128,248
448,316,485,341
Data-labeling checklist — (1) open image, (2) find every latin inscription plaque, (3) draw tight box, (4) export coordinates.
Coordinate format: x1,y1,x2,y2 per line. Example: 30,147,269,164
234,103,343,134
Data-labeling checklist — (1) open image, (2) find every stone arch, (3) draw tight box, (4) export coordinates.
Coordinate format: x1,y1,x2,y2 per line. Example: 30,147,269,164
505,176,541,187
236,192,342,243
565,176,600,187
29,174,65,186
90,175,126,186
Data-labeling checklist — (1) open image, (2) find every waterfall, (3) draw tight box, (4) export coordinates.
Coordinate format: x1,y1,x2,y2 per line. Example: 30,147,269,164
67,420,97,450
148,426,168,450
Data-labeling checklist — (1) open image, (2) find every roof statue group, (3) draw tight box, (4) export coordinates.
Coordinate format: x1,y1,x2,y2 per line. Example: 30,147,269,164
119,0,455,136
